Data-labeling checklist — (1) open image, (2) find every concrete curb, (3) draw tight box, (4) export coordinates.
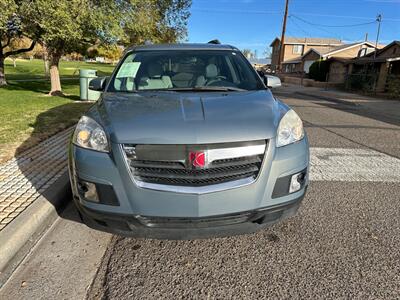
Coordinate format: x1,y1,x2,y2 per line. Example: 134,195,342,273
0,171,70,287
294,91,359,107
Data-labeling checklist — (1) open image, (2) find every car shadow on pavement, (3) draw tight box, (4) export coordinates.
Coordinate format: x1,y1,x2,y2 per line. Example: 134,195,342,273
286,92,400,127
14,103,92,224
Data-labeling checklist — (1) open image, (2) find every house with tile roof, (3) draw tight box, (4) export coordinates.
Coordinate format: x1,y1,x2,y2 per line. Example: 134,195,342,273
269,36,343,71
281,41,377,74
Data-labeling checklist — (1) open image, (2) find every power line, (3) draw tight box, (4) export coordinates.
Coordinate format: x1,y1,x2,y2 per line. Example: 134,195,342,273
288,17,369,45
191,8,282,15
288,15,349,40
288,17,310,36
191,8,400,22
293,12,400,22
290,14,377,27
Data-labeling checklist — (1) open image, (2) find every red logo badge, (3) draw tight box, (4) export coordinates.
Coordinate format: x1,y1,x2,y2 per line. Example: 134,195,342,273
189,151,206,168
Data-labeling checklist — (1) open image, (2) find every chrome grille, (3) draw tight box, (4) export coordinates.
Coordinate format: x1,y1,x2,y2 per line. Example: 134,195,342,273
122,141,266,193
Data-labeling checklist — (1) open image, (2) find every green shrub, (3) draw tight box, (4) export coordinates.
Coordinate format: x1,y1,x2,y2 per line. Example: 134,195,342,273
309,60,330,82
387,75,400,99
345,73,377,93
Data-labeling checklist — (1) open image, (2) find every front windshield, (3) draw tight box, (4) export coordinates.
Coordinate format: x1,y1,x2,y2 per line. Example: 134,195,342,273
108,50,264,92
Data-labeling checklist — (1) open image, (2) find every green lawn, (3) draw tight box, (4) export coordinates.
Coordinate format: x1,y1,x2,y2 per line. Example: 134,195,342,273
4,58,115,80
0,59,114,162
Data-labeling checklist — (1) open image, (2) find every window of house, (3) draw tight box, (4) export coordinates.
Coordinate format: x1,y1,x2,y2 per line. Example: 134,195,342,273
292,45,304,55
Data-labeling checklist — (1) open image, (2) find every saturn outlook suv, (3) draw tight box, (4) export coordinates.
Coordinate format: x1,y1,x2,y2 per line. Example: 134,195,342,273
68,42,309,239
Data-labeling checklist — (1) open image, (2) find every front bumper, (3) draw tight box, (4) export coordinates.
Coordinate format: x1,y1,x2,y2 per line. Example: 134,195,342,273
74,191,305,239
69,136,309,239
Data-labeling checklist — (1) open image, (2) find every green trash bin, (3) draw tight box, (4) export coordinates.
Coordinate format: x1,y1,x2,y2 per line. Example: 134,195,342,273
79,69,101,101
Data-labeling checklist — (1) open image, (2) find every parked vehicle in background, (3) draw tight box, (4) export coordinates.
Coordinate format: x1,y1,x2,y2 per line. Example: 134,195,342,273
69,42,309,239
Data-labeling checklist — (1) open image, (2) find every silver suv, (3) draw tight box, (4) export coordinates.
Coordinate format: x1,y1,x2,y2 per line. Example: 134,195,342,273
68,43,309,239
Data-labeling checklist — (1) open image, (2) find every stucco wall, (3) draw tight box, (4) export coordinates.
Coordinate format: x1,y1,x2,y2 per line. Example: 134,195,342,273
328,61,348,83
376,62,390,92
283,44,336,63
270,40,280,68
302,51,321,61
283,45,302,62
327,47,363,58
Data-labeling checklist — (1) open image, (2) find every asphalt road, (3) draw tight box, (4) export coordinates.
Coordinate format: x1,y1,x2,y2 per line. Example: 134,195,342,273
87,91,400,299
2,90,399,299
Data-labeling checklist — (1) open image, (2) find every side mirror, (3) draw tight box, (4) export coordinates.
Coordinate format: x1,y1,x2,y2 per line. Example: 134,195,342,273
89,77,108,91
264,75,281,88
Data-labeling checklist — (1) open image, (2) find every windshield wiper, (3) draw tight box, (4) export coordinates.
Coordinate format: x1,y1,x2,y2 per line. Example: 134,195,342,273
165,86,247,92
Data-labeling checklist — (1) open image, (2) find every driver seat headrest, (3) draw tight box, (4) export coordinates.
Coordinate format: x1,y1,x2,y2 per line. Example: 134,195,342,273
147,63,163,78
206,64,218,78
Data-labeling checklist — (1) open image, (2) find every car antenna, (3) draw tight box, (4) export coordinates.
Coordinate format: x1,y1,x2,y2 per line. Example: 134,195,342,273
208,39,221,45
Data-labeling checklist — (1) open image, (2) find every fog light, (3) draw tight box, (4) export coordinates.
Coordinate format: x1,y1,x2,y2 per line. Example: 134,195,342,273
77,180,99,202
289,172,306,193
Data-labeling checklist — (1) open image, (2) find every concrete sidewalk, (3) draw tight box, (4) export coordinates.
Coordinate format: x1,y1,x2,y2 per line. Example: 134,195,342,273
0,128,73,280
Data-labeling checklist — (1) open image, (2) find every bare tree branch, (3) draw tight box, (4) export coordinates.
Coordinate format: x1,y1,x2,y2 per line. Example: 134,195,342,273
2,36,12,49
4,40,36,57
0,32,10,50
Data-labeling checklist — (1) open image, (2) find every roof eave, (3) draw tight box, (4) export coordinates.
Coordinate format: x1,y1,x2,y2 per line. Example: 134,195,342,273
269,37,280,47
325,42,377,57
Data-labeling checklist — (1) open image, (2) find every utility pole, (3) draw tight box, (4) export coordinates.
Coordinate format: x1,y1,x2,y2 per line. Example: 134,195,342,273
278,0,289,71
374,14,382,59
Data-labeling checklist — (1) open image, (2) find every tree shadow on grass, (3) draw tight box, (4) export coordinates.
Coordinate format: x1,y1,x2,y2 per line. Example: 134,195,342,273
14,102,93,224
3,79,81,101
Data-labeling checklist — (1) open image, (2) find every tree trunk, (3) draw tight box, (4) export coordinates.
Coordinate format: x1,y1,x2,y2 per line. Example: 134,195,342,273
44,57,49,77
42,44,50,77
49,53,63,96
0,55,6,86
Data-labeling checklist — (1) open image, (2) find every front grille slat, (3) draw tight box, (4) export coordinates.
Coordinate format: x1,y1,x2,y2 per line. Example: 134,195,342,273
138,172,256,187
130,160,185,170
210,156,262,168
134,164,259,180
123,142,266,189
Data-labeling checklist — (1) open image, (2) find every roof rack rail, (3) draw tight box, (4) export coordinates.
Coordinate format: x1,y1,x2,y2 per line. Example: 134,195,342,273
208,39,221,45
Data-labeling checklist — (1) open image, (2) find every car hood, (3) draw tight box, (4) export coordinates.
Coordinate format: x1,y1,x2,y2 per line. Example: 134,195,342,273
96,90,285,144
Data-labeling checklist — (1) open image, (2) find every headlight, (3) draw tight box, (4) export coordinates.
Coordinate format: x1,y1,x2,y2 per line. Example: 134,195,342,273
276,109,304,147
72,116,110,152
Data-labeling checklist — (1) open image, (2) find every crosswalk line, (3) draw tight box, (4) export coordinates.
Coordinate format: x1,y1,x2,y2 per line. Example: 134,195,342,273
310,147,400,182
